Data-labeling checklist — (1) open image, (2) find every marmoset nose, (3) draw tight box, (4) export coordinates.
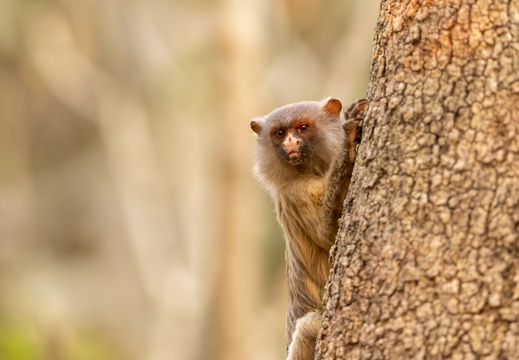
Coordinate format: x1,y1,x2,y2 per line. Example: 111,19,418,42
287,135,300,145
284,136,300,152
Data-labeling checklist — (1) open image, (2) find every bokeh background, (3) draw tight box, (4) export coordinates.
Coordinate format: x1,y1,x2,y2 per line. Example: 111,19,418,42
0,0,378,359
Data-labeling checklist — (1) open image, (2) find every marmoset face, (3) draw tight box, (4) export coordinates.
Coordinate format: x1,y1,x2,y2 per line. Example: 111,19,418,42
251,101,332,169
250,98,345,186
269,120,314,166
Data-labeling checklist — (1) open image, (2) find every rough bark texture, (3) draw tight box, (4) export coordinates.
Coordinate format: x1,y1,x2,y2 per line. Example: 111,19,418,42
317,0,519,359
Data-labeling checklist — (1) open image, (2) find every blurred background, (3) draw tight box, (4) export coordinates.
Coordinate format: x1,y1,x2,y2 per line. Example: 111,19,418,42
0,0,378,359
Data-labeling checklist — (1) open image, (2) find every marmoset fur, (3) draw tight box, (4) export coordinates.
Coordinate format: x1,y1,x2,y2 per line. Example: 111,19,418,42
250,98,368,360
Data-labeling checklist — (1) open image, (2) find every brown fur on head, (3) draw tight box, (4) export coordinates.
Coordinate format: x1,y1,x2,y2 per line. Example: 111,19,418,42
250,98,345,195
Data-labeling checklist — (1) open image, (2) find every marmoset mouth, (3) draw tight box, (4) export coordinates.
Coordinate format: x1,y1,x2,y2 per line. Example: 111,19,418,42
285,152,305,165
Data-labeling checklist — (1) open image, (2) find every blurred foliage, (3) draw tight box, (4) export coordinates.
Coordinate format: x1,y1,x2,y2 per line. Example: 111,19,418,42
0,318,118,360
0,322,43,360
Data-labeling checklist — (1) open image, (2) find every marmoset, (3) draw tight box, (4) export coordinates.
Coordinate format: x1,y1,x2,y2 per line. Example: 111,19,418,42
250,97,368,360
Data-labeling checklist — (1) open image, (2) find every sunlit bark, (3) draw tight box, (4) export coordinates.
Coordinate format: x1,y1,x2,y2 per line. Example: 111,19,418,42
318,0,519,358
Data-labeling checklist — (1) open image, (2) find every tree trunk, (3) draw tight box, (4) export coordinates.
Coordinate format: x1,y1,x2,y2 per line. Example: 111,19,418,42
317,0,519,358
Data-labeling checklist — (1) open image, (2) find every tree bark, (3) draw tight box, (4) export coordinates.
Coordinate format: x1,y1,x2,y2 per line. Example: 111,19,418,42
318,0,519,358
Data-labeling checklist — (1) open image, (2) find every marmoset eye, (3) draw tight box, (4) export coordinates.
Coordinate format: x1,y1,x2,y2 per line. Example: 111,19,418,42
298,124,309,133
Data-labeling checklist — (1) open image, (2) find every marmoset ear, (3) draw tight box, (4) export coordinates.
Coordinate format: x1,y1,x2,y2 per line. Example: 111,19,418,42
322,98,342,116
250,118,263,134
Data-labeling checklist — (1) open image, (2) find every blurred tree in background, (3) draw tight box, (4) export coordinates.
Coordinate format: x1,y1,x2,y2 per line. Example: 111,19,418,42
0,0,377,359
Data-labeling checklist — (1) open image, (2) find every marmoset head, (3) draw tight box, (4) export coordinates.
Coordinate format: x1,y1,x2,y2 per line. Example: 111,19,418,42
250,98,345,192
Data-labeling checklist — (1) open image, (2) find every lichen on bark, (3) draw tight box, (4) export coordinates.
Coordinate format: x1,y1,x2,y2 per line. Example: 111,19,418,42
317,0,519,358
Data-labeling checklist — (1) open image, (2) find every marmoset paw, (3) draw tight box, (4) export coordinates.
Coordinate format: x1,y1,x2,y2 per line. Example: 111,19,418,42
343,119,362,163
344,98,368,120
